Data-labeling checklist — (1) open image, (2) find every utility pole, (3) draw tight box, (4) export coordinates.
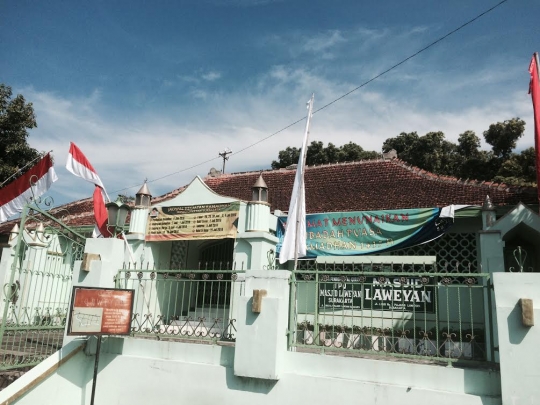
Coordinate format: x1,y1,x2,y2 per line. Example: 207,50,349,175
219,148,232,174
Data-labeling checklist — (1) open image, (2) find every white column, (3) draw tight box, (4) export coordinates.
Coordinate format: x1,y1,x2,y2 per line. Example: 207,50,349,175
234,270,291,380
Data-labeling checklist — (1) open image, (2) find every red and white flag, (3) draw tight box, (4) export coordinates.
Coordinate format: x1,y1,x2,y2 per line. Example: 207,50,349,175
529,53,540,207
0,153,58,222
66,142,110,237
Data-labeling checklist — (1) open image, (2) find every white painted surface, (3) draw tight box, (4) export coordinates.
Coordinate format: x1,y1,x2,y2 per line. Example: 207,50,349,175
234,270,290,379
3,338,501,405
154,176,240,207
494,273,540,405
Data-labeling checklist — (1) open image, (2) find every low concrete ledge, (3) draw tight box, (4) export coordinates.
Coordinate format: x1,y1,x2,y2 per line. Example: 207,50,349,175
285,350,501,398
245,270,291,280
0,339,86,405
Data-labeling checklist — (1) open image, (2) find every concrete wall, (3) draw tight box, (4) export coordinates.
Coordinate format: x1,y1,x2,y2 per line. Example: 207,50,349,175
3,337,501,405
493,273,540,405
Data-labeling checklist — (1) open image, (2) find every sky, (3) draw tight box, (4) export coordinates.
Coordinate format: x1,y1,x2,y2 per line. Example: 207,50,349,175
2,0,539,207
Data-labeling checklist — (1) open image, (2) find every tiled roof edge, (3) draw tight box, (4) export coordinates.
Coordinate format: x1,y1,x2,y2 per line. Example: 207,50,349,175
392,159,537,194
154,157,537,203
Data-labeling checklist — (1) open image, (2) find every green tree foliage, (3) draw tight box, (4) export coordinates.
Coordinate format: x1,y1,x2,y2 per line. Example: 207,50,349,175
383,131,457,175
493,147,536,185
0,84,40,185
271,141,379,169
382,118,534,186
483,118,525,159
272,117,535,186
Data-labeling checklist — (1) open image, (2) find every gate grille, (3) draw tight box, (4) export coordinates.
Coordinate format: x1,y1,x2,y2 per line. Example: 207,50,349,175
0,203,85,370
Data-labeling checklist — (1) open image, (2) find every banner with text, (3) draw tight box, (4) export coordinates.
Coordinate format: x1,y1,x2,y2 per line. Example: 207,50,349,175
146,202,240,242
277,208,452,257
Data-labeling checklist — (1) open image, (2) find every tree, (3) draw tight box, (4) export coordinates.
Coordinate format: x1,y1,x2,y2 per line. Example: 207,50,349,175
271,146,300,169
0,84,40,185
381,119,535,185
483,118,525,159
382,132,418,161
493,147,537,186
382,131,458,175
272,118,535,186
271,141,379,169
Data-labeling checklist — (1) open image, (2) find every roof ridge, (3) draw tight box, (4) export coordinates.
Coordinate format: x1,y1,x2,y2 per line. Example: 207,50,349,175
204,158,391,179
393,159,537,193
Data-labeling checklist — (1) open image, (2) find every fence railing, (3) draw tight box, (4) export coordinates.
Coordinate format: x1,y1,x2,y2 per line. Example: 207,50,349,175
289,264,493,365
0,202,85,371
114,268,245,342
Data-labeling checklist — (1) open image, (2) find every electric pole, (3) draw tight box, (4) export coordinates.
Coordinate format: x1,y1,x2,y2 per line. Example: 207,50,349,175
219,148,232,174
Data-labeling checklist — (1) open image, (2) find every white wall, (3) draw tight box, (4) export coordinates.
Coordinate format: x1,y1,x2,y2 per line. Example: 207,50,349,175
4,337,500,405
493,273,540,405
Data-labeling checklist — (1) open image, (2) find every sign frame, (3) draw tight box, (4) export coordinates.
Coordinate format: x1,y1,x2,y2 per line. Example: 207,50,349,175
67,286,135,336
318,275,436,314
145,202,240,242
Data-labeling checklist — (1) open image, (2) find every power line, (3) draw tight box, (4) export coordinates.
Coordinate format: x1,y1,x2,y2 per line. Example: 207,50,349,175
113,0,509,194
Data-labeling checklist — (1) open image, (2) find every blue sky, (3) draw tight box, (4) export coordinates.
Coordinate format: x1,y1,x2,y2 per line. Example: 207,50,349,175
2,0,539,206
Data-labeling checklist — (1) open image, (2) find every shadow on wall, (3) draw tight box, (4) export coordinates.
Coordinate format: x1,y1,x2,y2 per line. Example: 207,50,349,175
225,366,277,394
56,338,124,404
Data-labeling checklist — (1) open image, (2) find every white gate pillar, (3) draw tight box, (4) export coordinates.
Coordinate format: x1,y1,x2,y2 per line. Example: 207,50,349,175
234,270,291,380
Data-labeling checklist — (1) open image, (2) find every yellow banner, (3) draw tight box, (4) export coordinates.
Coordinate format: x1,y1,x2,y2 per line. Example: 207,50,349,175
145,203,240,241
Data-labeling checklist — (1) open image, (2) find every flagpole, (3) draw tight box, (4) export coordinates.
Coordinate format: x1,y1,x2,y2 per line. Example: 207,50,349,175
533,53,540,213
293,94,314,271
0,150,52,188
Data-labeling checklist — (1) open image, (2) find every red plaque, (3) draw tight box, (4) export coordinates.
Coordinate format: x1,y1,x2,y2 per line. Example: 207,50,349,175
68,287,134,336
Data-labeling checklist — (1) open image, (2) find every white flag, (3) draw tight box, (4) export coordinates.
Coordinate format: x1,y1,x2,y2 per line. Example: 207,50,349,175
279,94,314,265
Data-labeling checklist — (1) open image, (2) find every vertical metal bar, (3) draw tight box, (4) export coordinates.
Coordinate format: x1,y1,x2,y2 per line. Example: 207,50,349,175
486,276,495,362
313,267,319,346
90,335,102,405
287,270,296,349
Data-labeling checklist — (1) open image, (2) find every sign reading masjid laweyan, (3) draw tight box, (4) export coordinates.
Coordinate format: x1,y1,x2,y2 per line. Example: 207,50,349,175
318,275,435,313
145,202,240,242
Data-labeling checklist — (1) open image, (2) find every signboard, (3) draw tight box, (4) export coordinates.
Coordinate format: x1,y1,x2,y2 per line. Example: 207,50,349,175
319,276,435,313
319,276,363,309
146,202,240,242
67,287,135,336
277,208,452,257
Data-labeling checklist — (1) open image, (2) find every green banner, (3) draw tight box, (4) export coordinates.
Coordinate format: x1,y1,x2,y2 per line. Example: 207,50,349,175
277,208,450,257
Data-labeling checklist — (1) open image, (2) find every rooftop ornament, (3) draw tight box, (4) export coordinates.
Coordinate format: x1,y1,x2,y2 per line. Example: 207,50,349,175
28,222,49,248
481,195,496,228
8,224,19,245
251,174,268,203
135,180,152,208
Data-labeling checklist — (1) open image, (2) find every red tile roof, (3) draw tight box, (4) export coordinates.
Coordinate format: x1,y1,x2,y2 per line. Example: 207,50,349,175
0,198,95,234
202,159,538,213
1,159,537,233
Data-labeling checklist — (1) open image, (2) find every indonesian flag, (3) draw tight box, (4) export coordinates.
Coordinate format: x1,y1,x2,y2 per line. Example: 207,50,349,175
0,153,58,222
529,53,540,206
66,142,110,237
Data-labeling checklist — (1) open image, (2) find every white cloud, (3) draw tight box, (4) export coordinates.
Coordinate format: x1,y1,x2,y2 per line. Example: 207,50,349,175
191,89,209,100
18,23,536,207
301,30,346,59
201,71,222,81
178,70,222,84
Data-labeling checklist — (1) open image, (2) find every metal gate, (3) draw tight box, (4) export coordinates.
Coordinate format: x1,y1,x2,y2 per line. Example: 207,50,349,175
0,202,86,371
